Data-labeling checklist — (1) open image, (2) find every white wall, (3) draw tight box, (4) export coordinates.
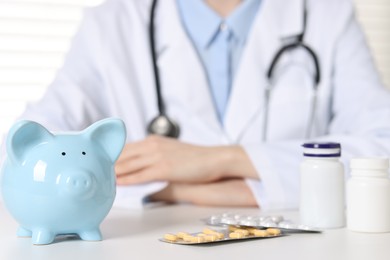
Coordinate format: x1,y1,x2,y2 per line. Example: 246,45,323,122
0,0,389,136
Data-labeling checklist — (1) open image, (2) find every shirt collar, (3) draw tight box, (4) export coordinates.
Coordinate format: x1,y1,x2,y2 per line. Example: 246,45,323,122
227,0,261,43
176,0,261,49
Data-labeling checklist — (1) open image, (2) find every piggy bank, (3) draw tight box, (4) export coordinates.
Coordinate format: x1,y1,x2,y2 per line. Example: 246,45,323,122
1,118,126,245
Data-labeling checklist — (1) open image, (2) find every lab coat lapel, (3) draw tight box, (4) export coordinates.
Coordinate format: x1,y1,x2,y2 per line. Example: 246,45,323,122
224,0,305,142
155,0,222,134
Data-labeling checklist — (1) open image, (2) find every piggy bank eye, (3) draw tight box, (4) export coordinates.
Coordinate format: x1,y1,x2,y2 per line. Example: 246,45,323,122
61,152,66,156
82,151,86,155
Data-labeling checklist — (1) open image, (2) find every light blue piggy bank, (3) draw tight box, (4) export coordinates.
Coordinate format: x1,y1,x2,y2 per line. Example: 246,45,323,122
1,118,126,245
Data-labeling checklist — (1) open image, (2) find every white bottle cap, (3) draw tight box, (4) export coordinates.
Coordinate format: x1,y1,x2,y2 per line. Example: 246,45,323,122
350,157,389,170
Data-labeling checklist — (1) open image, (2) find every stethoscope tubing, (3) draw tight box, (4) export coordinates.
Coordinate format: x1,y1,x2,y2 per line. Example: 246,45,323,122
263,41,321,141
149,0,165,116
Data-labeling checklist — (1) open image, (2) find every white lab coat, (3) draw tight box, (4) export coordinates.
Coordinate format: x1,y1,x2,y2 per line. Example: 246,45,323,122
4,0,390,210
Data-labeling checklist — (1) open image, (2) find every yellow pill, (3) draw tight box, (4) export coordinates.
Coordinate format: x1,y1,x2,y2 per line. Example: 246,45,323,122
228,225,239,232
164,233,178,242
234,229,249,236
202,228,224,239
190,236,205,243
204,234,219,242
202,228,217,235
229,232,244,239
197,233,206,237
253,230,268,237
267,228,281,236
176,232,190,239
183,235,193,242
214,232,224,239
246,228,258,235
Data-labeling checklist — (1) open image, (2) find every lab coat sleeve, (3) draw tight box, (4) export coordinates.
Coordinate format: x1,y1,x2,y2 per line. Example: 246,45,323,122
242,3,390,211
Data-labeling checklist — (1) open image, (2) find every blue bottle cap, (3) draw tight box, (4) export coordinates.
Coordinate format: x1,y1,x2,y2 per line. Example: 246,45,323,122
302,142,341,157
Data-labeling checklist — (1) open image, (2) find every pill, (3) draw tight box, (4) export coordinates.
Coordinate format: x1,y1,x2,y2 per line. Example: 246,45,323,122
258,216,268,221
253,230,268,237
234,229,249,236
164,233,178,242
189,236,205,243
209,215,220,221
266,228,281,236
208,216,222,225
229,232,244,239
234,214,244,220
261,220,277,227
197,233,206,237
271,215,284,223
228,225,239,232
202,228,224,239
222,217,238,225
246,228,258,235
278,220,294,229
202,228,217,234
182,235,194,242
204,234,219,242
215,232,224,239
176,232,190,239
240,219,258,226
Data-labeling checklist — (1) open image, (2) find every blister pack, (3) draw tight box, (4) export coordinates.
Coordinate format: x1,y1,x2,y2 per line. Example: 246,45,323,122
160,226,283,245
204,213,322,233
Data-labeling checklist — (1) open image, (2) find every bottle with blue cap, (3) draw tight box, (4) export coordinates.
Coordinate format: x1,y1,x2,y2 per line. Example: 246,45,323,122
300,142,346,229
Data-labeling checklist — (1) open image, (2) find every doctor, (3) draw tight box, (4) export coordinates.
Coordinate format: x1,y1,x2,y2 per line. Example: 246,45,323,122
6,0,390,209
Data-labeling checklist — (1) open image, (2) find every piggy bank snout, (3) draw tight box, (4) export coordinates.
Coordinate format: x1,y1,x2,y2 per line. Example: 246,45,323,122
59,170,95,198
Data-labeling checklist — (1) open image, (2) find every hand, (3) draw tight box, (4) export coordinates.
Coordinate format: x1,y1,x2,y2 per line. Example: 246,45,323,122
116,135,220,185
115,135,258,185
149,178,258,207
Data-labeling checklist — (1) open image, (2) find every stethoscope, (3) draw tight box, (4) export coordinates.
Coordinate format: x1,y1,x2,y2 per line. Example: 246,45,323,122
147,0,320,140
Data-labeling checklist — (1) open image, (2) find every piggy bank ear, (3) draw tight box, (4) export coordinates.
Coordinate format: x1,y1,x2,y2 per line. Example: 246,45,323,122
6,120,54,165
85,118,126,163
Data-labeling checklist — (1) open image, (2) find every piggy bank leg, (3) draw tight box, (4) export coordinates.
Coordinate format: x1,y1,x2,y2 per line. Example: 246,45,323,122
32,229,55,245
78,228,102,241
17,227,32,237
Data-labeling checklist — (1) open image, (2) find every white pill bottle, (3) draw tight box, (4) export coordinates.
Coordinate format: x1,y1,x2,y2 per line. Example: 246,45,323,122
300,142,345,229
347,157,390,233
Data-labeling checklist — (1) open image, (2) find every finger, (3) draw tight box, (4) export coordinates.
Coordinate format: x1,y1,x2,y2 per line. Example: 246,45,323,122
115,153,160,176
116,168,159,185
117,139,154,162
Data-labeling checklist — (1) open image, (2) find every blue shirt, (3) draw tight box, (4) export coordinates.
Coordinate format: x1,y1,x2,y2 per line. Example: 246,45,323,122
176,0,261,123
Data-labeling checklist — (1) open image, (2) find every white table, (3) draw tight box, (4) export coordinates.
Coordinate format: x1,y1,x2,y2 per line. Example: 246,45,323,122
1,202,389,260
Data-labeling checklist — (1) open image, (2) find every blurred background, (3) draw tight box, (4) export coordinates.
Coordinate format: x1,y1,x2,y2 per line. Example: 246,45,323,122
0,0,389,137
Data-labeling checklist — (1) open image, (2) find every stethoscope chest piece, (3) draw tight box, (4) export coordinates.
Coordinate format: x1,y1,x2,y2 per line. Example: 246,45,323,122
147,115,180,138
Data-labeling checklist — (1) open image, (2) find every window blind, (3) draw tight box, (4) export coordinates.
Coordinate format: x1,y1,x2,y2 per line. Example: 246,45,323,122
0,0,389,136
0,0,104,136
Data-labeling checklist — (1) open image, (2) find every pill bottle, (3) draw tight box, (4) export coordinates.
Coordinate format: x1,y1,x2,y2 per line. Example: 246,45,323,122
347,157,390,233
300,142,345,229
